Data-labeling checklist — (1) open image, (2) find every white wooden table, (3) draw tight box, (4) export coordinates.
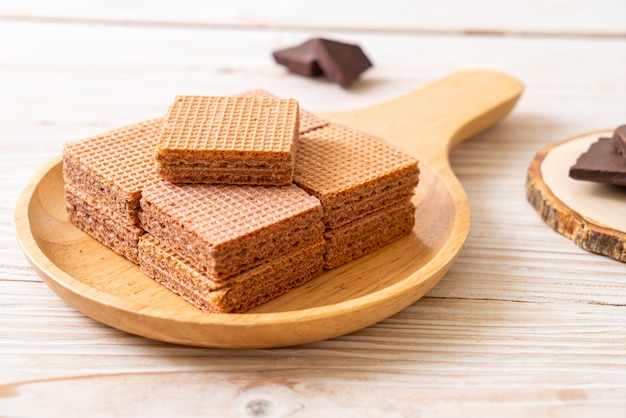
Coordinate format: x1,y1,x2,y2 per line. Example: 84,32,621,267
1,2,625,416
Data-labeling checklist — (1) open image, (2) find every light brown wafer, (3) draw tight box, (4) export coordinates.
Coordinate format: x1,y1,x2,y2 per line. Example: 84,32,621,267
139,180,324,279
139,234,325,313
239,89,328,134
62,119,162,262
323,202,415,269
65,185,144,263
63,118,163,224
156,95,299,185
294,123,419,229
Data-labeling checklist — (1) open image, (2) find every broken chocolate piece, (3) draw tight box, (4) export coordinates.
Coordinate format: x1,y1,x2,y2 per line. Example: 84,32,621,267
569,138,626,186
313,38,372,87
272,39,323,77
609,125,626,157
273,38,372,87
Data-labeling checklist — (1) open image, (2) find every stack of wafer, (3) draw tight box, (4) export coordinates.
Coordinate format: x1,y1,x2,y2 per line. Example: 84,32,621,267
137,95,326,313
138,181,324,313
62,90,419,313
240,90,420,269
62,118,163,263
294,124,419,268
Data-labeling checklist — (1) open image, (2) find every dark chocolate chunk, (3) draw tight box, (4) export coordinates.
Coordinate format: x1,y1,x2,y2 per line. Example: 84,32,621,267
272,39,323,77
273,38,372,88
312,38,372,87
609,125,626,157
569,138,626,186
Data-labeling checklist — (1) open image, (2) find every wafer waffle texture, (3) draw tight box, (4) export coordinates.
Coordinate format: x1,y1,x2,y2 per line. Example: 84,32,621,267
60,90,421,313
139,180,325,279
155,95,300,185
62,118,163,263
238,89,419,226
323,202,416,269
63,118,163,223
239,89,328,134
65,184,145,263
139,234,325,313
294,123,419,229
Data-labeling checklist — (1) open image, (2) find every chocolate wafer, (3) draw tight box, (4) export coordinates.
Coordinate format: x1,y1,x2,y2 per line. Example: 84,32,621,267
155,95,299,185
139,234,324,313
238,89,328,134
65,184,145,262
293,123,419,268
62,118,163,262
294,123,419,229
63,118,162,224
139,180,324,279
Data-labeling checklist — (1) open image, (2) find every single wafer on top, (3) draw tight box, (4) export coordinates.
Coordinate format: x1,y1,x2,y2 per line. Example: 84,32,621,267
294,123,420,229
156,95,300,185
139,180,324,279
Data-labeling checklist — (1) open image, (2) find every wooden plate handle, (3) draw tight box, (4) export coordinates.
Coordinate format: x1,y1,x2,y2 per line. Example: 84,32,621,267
320,70,524,172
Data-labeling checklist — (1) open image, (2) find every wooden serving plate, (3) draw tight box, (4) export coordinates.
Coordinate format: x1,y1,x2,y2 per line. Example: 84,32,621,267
14,70,523,348
527,130,626,262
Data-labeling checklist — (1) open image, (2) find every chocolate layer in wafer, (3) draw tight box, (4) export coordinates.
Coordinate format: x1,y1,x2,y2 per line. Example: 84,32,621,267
62,119,163,262
63,118,162,224
156,95,299,185
139,180,324,279
139,234,324,313
294,123,419,229
323,202,415,269
65,185,145,263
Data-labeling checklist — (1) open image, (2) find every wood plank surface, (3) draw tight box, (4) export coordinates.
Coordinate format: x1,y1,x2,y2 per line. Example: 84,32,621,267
1,0,625,36
1,1,626,416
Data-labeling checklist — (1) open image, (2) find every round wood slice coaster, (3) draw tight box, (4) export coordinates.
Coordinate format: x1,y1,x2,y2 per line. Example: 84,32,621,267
526,130,626,262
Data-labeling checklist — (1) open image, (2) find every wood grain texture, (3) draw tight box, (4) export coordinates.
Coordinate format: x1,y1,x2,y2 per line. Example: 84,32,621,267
527,131,626,262
2,1,626,416
2,296,625,417
1,0,625,36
